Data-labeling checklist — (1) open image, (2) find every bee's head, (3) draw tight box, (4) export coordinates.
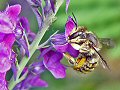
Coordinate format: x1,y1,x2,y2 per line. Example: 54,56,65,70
86,32,101,49
77,26,87,33
75,26,87,39
68,26,88,40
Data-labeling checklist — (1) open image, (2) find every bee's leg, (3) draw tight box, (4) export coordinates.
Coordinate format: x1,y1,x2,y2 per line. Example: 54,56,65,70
85,63,95,72
92,62,98,68
80,67,89,74
83,67,92,73
87,62,98,72
63,53,75,66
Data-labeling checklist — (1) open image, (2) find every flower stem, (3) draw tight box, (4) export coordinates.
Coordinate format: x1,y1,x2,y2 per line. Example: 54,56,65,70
8,0,63,90
37,30,59,49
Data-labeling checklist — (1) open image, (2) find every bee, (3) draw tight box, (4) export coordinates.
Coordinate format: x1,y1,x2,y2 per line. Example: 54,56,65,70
64,14,114,73
64,52,100,74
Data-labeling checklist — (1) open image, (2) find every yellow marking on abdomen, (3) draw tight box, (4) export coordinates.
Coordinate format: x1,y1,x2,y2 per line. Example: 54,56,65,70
73,57,86,69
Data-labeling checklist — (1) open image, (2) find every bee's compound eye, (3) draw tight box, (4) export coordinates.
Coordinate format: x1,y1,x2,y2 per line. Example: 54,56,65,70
80,33,87,38
87,33,98,46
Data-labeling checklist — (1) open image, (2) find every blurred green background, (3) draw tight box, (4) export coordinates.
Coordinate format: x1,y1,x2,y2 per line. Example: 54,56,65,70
0,0,120,90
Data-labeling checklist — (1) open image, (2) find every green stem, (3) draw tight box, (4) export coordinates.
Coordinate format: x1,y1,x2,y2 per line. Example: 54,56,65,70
8,0,63,90
37,30,59,49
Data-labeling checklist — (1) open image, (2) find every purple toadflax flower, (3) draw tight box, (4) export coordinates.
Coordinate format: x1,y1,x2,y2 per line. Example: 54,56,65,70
14,74,48,90
0,4,21,34
14,47,66,89
0,34,15,73
8,0,72,89
15,17,36,56
51,16,79,58
19,17,36,42
0,5,20,66
0,72,8,90
16,15,78,89
0,4,36,89
0,4,21,72
41,48,66,78
0,4,21,89
14,63,48,90
0,4,35,57
34,16,79,82
33,16,79,84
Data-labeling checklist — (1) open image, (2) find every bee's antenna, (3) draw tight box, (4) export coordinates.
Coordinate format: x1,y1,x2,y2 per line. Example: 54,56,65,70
72,12,78,29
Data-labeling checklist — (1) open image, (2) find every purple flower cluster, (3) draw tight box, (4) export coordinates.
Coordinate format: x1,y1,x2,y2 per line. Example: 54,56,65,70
0,0,71,89
13,13,78,90
14,66,48,90
51,16,79,57
0,5,20,89
15,16,79,89
13,14,77,90
14,48,66,89
0,4,36,89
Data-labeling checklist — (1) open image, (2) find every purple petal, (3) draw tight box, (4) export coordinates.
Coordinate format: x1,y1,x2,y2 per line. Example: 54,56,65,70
43,50,66,78
20,46,25,57
0,54,11,73
19,17,36,42
14,74,48,90
26,0,43,30
0,33,5,42
29,75,48,87
44,0,51,16
27,0,41,7
0,34,15,54
19,17,31,33
66,0,70,12
50,0,55,13
0,72,8,90
51,33,68,53
14,26,23,40
0,13,15,33
3,34,15,48
6,4,21,19
27,32,36,42
51,33,67,45
52,43,69,53
0,34,15,72
51,33,79,57
65,16,76,37
0,42,10,57
21,67,28,76
18,37,29,57
38,46,53,59
11,51,17,80
29,61,46,75
32,8,43,30
66,44,79,58
0,4,21,34
11,63,17,80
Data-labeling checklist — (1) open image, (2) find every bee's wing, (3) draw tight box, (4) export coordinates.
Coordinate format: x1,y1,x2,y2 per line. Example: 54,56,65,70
99,57,110,70
92,46,110,70
99,38,115,48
